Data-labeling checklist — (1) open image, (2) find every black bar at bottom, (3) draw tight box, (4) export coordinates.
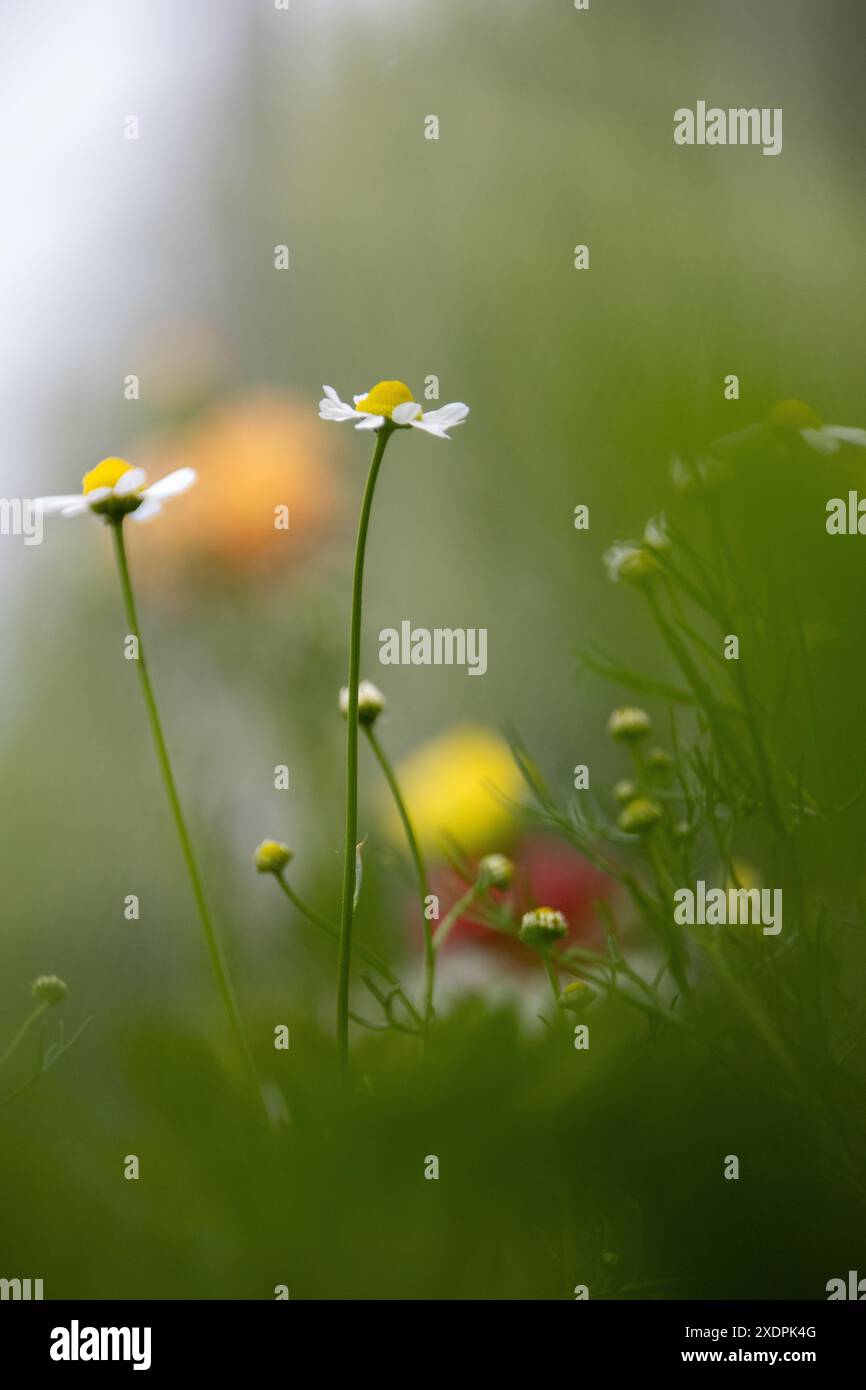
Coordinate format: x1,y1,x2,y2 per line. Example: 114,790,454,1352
1,1298,860,1373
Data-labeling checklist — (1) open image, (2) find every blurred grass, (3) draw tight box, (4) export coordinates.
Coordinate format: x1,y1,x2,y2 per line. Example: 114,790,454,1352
2,997,862,1299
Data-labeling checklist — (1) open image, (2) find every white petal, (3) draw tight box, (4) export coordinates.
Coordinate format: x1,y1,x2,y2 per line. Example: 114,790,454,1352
319,399,359,422
355,414,385,431
801,428,839,455
145,467,197,500
823,425,866,448
409,418,450,439
424,402,469,429
643,515,669,549
410,403,469,438
60,498,92,517
353,392,372,405
322,385,340,402
33,495,82,515
113,467,147,496
129,498,163,523
83,487,111,505
392,401,423,425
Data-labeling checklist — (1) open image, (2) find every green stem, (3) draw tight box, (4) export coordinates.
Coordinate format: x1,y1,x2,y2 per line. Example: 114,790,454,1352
364,724,435,1021
337,427,392,1073
791,586,826,803
275,871,401,989
431,882,482,952
0,1003,47,1070
360,972,424,1031
348,1010,389,1032
276,874,344,944
110,521,263,1111
645,833,691,1000
542,952,562,1009
645,588,747,792
705,940,800,1086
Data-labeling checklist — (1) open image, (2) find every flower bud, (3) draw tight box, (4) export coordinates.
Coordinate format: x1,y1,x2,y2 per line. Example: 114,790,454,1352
617,797,664,835
645,746,674,782
338,680,386,726
558,979,595,1012
604,543,660,586
607,707,651,743
254,840,293,874
31,974,68,1006
519,906,568,946
613,778,639,805
766,398,822,432
478,853,513,889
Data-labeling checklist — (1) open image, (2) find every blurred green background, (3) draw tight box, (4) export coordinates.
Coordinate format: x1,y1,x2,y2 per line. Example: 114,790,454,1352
1,0,865,1298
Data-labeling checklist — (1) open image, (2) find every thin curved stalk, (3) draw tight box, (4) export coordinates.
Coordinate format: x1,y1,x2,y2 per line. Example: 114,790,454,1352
110,521,264,1116
364,724,435,1021
336,428,392,1072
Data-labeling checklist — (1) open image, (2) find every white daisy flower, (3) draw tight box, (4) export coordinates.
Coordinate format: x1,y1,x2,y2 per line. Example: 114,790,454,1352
318,380,469,439
767,399,866,455
36,457,197,523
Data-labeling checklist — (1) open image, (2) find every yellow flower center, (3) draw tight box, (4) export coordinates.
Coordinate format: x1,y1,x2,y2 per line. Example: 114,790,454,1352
355,380,417,420
766,399,822,431
82,457,134,494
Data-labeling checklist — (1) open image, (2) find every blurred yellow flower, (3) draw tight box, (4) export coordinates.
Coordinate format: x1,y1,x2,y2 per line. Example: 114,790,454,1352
131,390,343,582
386,725,522,857
726,860,762,892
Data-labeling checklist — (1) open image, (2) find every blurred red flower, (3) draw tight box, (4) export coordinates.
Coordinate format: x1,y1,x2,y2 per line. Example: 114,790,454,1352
430,833,612,964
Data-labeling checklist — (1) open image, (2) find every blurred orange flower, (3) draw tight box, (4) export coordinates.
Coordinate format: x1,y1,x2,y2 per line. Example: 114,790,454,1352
130,390,344,584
